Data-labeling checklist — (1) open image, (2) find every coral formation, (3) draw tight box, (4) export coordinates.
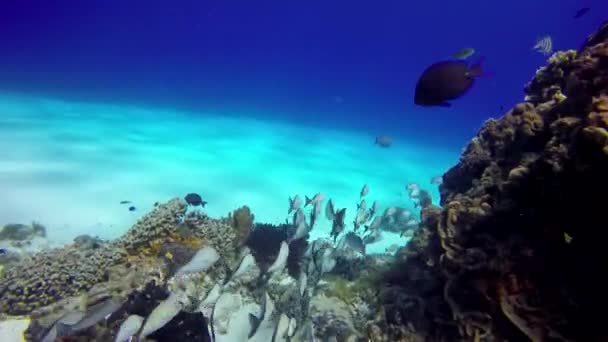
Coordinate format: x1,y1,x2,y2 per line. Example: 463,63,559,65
0,242,125,315
371,20,608,341
0,222,46,241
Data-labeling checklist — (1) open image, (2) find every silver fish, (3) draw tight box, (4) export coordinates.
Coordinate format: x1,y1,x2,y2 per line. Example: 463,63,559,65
360,184,369,198
357,199,367,211
363,229,382,244
356,208,370,226
331,208,347,242
364,216,382,233
305,193,324,207
292,219,309,242
310,200,322,228
41,311,86,342
248,291,269,338
369,200,379,218
66,297,123,332
288,195,302,214
375,135,392,148
385,244,400,254
430,176,443,185
533,35,553,55
341,232,365,255
325,199,335,220
292,208,305,227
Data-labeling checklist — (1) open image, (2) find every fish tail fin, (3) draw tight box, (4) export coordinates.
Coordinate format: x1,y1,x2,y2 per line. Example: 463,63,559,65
305,196,312,207
468,57,484,77
470,57,494,79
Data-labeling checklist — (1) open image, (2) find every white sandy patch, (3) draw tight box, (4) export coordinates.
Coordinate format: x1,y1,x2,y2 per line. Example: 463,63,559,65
0,93,458,253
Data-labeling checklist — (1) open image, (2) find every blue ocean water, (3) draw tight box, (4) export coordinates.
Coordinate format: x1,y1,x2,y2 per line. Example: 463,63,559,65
1,0,603,144
0,1,605,252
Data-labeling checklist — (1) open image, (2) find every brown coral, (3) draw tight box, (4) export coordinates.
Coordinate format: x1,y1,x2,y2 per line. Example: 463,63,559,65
0,243,125,315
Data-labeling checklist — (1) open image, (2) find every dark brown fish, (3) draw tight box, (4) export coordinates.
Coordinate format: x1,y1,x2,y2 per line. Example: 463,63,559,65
185,193,207,207
414,59,485,107
375,135,392,147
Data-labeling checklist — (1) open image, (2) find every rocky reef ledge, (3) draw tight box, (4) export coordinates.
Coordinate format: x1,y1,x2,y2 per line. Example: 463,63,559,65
369,20,608,341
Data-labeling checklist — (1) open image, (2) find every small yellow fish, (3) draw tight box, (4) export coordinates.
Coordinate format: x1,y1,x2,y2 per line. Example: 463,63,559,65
165,252,174,260
452,47,475,59
564,232,573,244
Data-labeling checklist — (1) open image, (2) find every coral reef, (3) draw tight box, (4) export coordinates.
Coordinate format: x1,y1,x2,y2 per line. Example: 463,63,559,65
3,20,608,341
0,222,46,241
0,198,332,341
370,20,608,341
0,241,125,315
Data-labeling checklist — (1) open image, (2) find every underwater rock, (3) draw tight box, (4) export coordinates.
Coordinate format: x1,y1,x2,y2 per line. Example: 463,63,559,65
310,294,360,340
73,234,104,250
0,242,126,315
0,222,46,241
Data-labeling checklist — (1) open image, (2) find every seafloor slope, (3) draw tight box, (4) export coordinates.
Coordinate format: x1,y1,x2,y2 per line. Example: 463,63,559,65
0,19,607,342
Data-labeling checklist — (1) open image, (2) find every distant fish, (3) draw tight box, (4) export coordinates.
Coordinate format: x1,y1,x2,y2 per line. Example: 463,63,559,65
574,7,590,19
414,58,486,107
184,193,207,207
325,199,335,220
353,209,371,232
430,175,443,185
288,195,302,214
292,208,306,227
362,229,382,244
290,207,309,241
364,216,382,233
305,193,325,207
357,199,367,211
65,297,123,333
369,200,379,218
360,184,369,198
406,183,420,191
375,135,392,148
385,244,400,254
119,200,131,205
533,36,553,56
452,47,475,59
331,208,347,242
291,217,309,241
128,206,136,212
341,232,365,255
310,200,322,228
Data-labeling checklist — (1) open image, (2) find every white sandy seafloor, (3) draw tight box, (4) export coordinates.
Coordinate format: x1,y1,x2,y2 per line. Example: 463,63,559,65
0,92,459,254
